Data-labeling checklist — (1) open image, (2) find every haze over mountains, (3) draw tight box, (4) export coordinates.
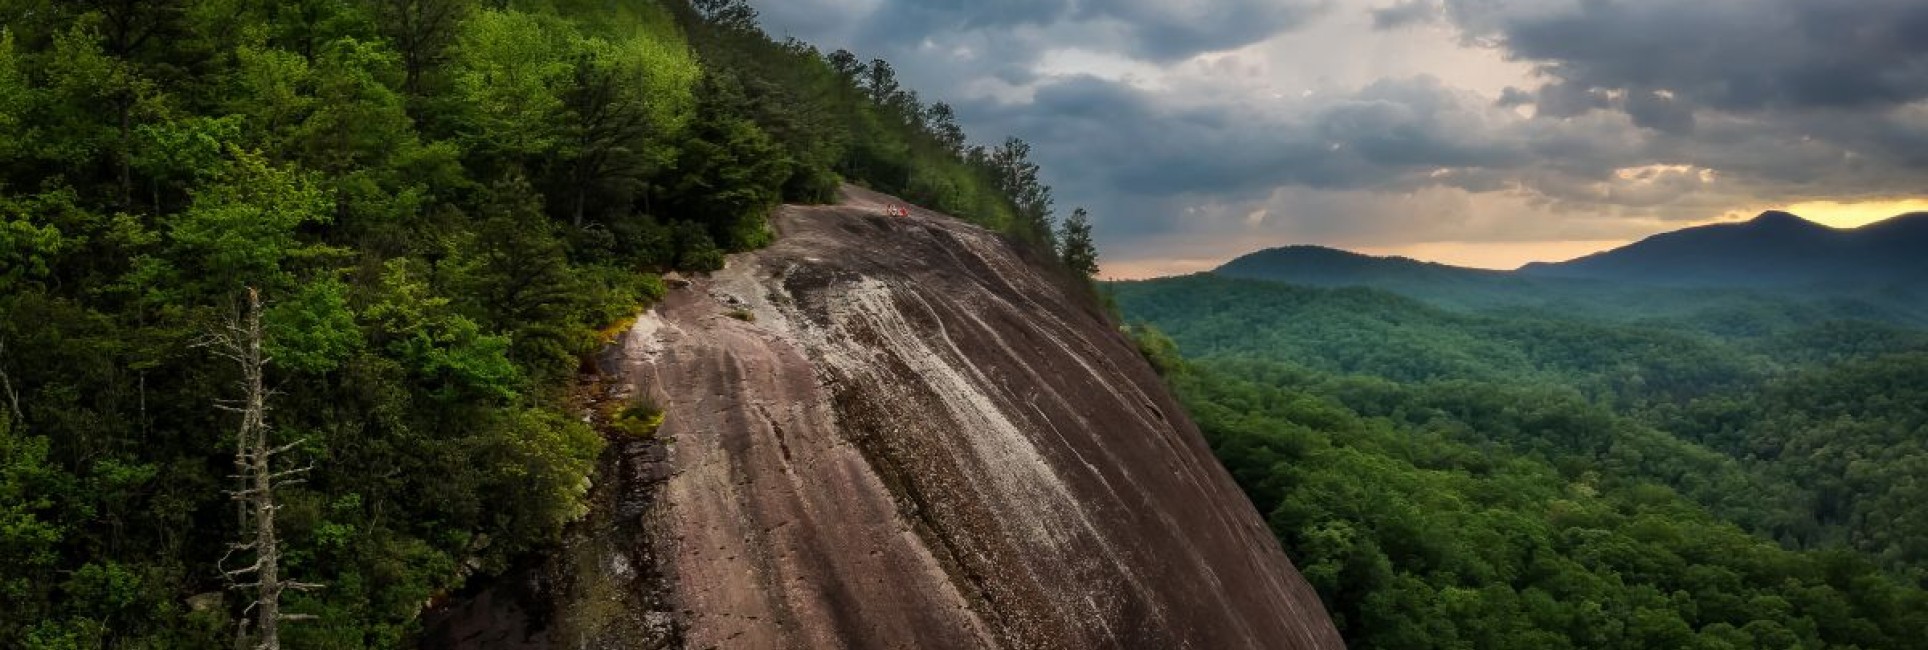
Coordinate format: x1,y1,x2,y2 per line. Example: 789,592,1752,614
1214,211,1928,322
1226,211,1928,287
1520,211,1928,287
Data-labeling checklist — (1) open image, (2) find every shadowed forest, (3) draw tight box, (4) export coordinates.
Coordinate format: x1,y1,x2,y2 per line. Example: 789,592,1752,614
1114,271,1928,649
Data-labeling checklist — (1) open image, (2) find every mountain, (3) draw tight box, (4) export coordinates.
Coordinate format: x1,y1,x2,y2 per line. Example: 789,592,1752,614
1217,245,1511,288
426,187,1346,649
1520,211,1928,287
1210,212,1928,323
1213,245,1564,312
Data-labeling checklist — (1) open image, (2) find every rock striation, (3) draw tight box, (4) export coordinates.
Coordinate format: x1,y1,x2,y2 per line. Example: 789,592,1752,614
428,186,1344,649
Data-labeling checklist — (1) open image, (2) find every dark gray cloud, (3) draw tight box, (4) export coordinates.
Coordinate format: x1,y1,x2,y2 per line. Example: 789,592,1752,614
1447,0,1928,113
1371,0,1443,30
1082,0,1331,62
968,76,1465,196
1495,85,1533,107
1622,89,1695,134
824,0,1328,66
854,0,1071,42
1528,80,1610,118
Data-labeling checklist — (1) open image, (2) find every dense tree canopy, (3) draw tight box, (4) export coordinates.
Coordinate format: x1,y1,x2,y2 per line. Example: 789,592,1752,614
0,0,1071,645
1114,274,1928,649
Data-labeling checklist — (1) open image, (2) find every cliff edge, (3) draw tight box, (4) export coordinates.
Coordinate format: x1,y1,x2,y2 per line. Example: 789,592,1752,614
429,186,1344,649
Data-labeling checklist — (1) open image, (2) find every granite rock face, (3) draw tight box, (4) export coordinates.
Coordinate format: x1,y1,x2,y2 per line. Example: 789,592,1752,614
428,187,1345,649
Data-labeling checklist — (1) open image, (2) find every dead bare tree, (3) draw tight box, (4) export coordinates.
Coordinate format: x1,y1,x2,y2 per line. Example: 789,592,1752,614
205,287,319,650
0,336,20,424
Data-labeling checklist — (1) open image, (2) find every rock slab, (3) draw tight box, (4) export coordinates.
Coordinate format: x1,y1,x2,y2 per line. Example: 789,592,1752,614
617,187,1344,650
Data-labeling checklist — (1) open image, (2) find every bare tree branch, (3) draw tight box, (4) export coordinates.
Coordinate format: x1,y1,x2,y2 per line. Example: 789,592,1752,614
264,439,306,457
0,337,21,422
212,287,319,650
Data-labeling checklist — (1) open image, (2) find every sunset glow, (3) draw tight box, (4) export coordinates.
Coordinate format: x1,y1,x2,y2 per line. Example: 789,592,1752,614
1100,198,1928,280
1356,240,1642,271
1745,199,1928,229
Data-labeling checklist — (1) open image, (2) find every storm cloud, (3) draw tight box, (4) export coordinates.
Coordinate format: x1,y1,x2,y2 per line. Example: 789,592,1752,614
748,0,1928,275
1443,0,1928,112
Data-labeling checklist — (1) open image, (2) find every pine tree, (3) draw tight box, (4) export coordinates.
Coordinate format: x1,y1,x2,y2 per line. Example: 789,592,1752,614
1058,207,1099,280
987,138,1056,245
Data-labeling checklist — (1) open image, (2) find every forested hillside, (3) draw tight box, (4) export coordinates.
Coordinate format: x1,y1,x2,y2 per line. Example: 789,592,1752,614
0,0,1077,645
1114,274,1928,649
1216,242,1928,326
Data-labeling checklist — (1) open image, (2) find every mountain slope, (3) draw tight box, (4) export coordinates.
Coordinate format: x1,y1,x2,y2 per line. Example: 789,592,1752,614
1211,213,1928,324
1108,273,1765,396
1217,245,1511,288
428,187,1345,649
1212,245,1575,313
1521,211,1928,287
1108,273,1928,648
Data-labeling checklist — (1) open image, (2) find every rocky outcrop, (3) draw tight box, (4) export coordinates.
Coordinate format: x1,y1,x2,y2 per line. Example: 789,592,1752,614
426,187,1344,649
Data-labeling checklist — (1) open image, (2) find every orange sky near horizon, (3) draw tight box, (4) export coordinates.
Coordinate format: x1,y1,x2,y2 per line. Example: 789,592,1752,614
1099,199,1928,280
1741,199,1928,229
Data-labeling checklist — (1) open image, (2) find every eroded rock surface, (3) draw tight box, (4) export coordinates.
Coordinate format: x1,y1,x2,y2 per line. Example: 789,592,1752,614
613,187,1343,649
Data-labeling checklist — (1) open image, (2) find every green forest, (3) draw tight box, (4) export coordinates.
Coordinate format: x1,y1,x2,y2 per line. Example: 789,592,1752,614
1113,274,1928,649
0,0,1089,646
15,0,1924,647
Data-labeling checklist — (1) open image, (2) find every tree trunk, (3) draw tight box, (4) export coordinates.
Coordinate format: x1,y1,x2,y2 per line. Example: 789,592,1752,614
119,99,133,210
0,338,20,423
213,288,316,650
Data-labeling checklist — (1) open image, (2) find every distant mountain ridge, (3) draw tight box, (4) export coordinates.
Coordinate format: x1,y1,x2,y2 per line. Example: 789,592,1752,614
1220,211,1928,290
1209,211,1928,322
1518,211,1928,287
1216,244,1508,287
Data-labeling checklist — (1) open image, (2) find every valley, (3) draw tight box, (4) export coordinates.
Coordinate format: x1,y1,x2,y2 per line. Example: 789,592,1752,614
1109,214,1928,648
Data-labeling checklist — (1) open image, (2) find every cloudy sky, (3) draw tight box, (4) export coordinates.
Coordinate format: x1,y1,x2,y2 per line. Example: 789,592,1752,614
748,0,1928,278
